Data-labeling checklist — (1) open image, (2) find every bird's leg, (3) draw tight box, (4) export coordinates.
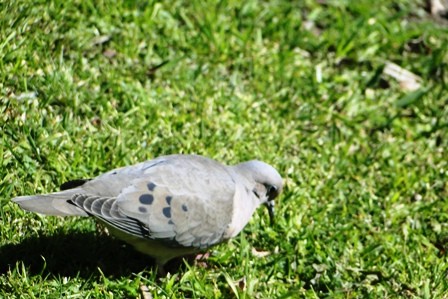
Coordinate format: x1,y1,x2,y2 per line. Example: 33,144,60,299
155,261,167,277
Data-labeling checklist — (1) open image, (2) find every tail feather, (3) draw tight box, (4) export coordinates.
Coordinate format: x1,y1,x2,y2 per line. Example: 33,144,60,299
12,189,89,216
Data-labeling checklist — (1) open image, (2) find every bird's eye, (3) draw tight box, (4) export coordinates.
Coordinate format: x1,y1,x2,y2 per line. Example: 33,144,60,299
266,185,279,200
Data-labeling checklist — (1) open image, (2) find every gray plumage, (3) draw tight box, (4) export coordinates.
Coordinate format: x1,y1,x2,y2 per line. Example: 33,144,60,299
12,154,283,268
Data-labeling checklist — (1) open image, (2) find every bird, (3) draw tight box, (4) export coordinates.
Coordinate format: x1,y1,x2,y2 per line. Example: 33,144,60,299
12,154,283,272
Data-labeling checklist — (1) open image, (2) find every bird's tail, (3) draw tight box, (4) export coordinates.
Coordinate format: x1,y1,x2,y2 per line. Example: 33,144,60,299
12,189,88,216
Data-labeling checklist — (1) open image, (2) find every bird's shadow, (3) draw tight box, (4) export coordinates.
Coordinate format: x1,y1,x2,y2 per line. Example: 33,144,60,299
0,230,159,278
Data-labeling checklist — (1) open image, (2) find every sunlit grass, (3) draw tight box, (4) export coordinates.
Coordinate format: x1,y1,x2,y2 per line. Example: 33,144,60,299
1,0,447,297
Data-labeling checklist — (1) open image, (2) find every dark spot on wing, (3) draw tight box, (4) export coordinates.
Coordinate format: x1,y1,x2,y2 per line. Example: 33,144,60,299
138,206,147,213
163,207,171,218
147,182,156,191
182,204,188,212
139,194,154,205
166,196,172,205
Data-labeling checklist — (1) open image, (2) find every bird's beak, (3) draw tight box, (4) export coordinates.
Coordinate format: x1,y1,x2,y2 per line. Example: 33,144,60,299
265,200,275,225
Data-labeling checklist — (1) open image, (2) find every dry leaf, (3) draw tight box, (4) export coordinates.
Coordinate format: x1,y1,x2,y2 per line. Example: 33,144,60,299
251,247,271,258
236,277,246,290
430,0,448,16
103,49,117,58
383,61,422,91
139,285,153,299
91,35,111,46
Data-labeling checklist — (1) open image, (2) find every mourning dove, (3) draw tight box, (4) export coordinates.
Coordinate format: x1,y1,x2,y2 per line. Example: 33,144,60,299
12,154,283,270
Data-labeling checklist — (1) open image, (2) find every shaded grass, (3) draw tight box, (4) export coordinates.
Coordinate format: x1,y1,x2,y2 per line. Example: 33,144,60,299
1,0,448,297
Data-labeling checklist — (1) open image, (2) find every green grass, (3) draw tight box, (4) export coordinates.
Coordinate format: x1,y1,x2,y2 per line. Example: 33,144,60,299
1,0,448,297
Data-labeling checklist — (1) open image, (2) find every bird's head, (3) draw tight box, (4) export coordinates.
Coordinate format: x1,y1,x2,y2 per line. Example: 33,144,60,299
234,160,283,224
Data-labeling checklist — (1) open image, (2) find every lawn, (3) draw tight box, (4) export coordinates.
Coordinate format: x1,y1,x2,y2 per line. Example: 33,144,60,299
1,0,447,297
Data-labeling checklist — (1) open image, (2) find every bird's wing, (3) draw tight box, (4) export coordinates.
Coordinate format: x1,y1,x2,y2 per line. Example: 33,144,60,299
116,156,237,248
70,155,238,249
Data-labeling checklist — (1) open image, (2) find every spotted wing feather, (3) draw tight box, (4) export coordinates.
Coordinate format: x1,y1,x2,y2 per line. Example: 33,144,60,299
71,194,149,237
117,157,236,248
